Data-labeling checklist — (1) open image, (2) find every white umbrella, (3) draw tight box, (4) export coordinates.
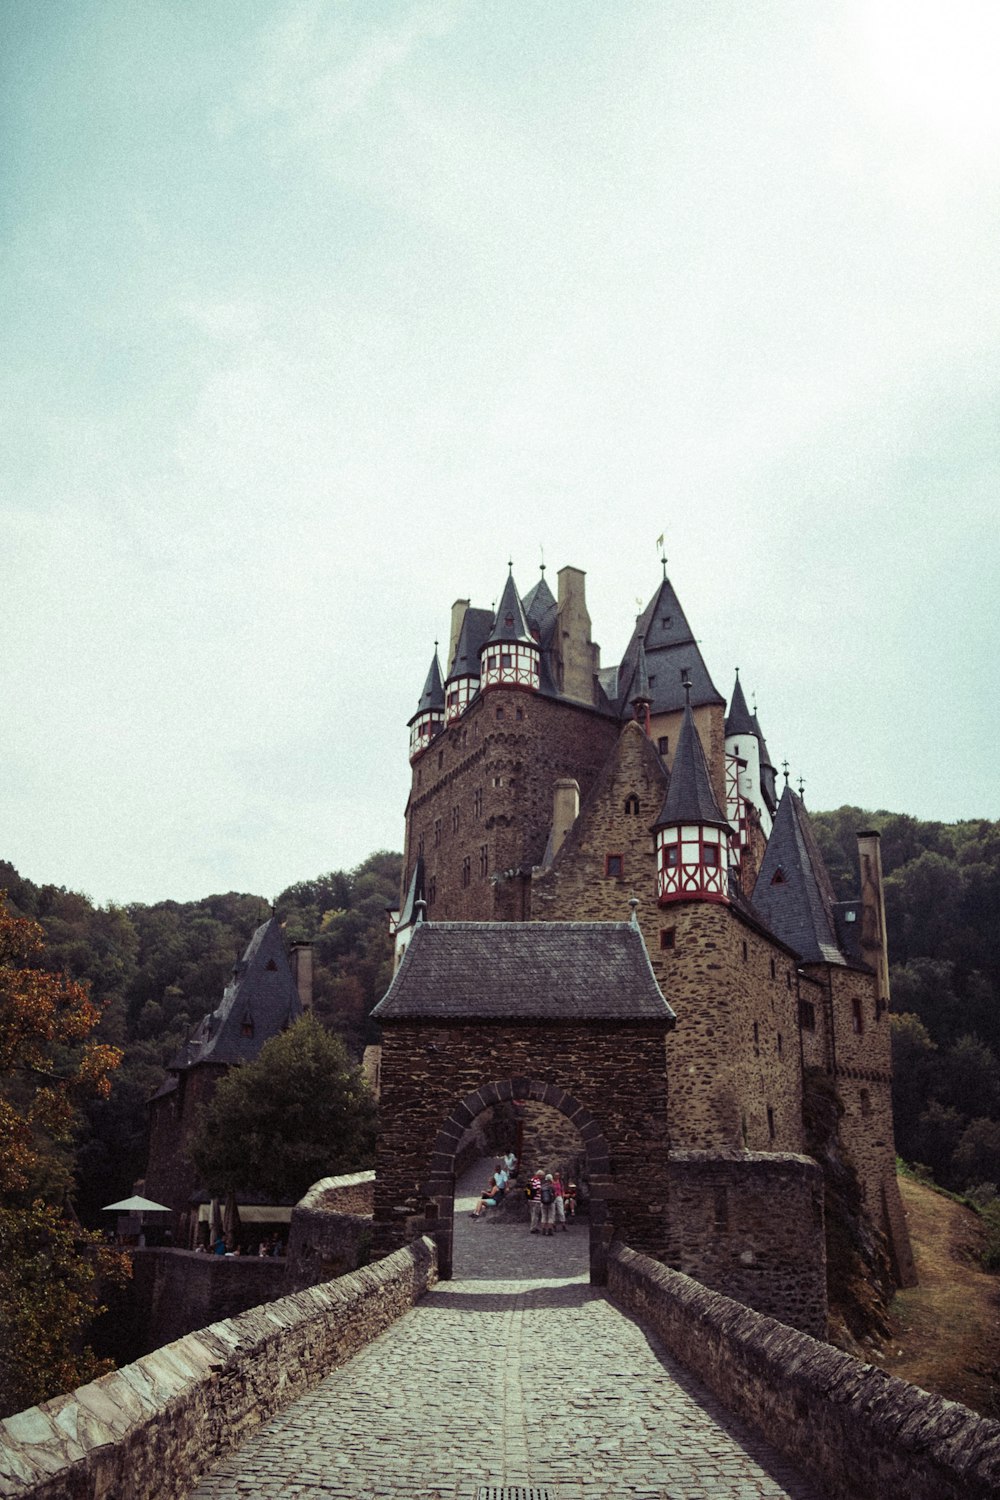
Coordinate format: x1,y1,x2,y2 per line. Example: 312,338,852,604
102,1195,172,1213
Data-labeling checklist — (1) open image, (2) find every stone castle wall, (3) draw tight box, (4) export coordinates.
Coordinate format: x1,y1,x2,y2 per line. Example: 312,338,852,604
665,1150,826,1337
405,687,620,921
144,1063,225,1230
609,1244,1000,1500
0,1240,438,1500
285,1172,376,1286
373,1023,672,1268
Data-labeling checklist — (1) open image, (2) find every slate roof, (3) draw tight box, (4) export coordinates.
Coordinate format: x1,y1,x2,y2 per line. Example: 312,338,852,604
486,570,534,646
410,650,445,722
725,674,756,738
653,703,730,830
750,788,846,965
397,855,425,930
626,636,652,707
447,607,493,681
750,710,778,814
522,572,557,635
371,919,676,1025
170,917,303,1069
616,576,724,717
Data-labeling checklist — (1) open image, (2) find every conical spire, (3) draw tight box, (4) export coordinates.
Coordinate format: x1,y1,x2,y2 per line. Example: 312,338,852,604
413,649,445,717
725,672,755,738
751,786,843,963
654,701,730,831
618,572,724,716
486,567,534,646
481,565,541,693
522,569,557,632
629,636,652,708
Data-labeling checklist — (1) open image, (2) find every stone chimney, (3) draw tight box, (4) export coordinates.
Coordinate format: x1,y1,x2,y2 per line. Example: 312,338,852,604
552,778,580,859
555,566,596,704
856,830,889,1014
448,599,469,672
289,942,314,1013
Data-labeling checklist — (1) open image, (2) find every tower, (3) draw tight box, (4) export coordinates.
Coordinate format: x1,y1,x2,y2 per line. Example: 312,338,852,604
479,567,540,693
653,685,732,905
408,649,445,761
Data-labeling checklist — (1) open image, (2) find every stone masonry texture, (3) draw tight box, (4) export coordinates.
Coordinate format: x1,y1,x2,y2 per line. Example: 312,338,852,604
0,1239,437,1500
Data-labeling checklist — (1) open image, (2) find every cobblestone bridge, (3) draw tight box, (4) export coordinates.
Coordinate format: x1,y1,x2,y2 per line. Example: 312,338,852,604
188,1165,826,1500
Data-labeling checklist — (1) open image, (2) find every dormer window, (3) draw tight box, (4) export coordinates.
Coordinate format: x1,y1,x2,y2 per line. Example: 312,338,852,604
770,866,787,885
265,959,277,971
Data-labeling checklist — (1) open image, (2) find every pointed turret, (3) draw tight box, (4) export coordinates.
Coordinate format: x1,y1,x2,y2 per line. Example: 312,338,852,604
444,607,492,723
652,689,731,904
724,669,766,850
750,786,843,963
618,572,724,718
522,569,557,635
408,648,445,759
480,567,540,692
724,673,755,738
751,707,778,817
393,855,425,969
628,636,652,735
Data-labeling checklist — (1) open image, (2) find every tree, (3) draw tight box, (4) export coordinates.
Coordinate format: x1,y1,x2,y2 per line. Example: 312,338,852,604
190,1015,377,1203
0,898,122,1198
0,895,128,1417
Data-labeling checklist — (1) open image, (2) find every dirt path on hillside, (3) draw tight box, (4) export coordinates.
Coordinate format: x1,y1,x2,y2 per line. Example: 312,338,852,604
867,1175,1000,1417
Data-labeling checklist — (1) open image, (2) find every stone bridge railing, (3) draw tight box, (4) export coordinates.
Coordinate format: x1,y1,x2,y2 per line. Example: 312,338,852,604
0,1237,437,1500
609,1244,1000,1500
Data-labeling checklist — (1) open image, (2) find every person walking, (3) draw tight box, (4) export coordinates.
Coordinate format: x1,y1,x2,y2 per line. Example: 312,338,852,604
539,1173,556,1236
552,1170,568,1231
528,1170,544,1233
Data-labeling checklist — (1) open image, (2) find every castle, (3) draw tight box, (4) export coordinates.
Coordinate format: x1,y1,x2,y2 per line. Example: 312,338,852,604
382,559,914,1291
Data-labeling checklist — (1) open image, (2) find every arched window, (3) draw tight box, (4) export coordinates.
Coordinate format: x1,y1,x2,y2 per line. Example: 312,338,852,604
624,793,640,816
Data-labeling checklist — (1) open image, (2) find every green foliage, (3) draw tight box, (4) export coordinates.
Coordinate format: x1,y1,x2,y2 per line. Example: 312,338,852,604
813,809,1000,1201
189,1015,376,1202
0,853,400,1224
0,1202,129,1418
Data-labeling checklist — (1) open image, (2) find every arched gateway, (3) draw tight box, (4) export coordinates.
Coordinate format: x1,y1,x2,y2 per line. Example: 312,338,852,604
370,916,675,1282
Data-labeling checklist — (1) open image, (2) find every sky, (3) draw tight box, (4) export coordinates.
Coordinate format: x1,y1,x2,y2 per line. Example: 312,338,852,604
2,0,999,908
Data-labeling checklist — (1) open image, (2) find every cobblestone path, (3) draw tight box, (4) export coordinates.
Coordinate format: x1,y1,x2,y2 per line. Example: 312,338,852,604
188,1165,827,1500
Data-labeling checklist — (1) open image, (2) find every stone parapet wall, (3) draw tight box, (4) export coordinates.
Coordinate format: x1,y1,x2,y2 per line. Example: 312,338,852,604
608,1245,1000,1500
124,1249,288,1359
284,1173,376,1287
666,1149,826,1337
295,1171,375,1216
0,1238,438,1500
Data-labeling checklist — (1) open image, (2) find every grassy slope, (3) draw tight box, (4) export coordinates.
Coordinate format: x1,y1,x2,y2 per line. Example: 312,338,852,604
865,1174,1000,1418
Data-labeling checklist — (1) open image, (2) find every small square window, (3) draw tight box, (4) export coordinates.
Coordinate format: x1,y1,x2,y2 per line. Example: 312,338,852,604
657,736,669,755
605,853,624,878
496,707,504,720
660,928,676,950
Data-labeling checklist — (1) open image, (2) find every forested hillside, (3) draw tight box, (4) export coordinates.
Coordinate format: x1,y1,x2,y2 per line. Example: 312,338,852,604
811,810,1000,1196
0,853,400,1225
3,809,999,1223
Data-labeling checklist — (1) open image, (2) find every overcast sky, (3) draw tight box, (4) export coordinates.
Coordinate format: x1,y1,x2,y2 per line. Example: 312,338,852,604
2,0,998,908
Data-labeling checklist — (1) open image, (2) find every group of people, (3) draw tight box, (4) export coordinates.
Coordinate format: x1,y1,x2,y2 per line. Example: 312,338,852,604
527,1168,574,1235
468,1152,577,1235
470,1150,518,1217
